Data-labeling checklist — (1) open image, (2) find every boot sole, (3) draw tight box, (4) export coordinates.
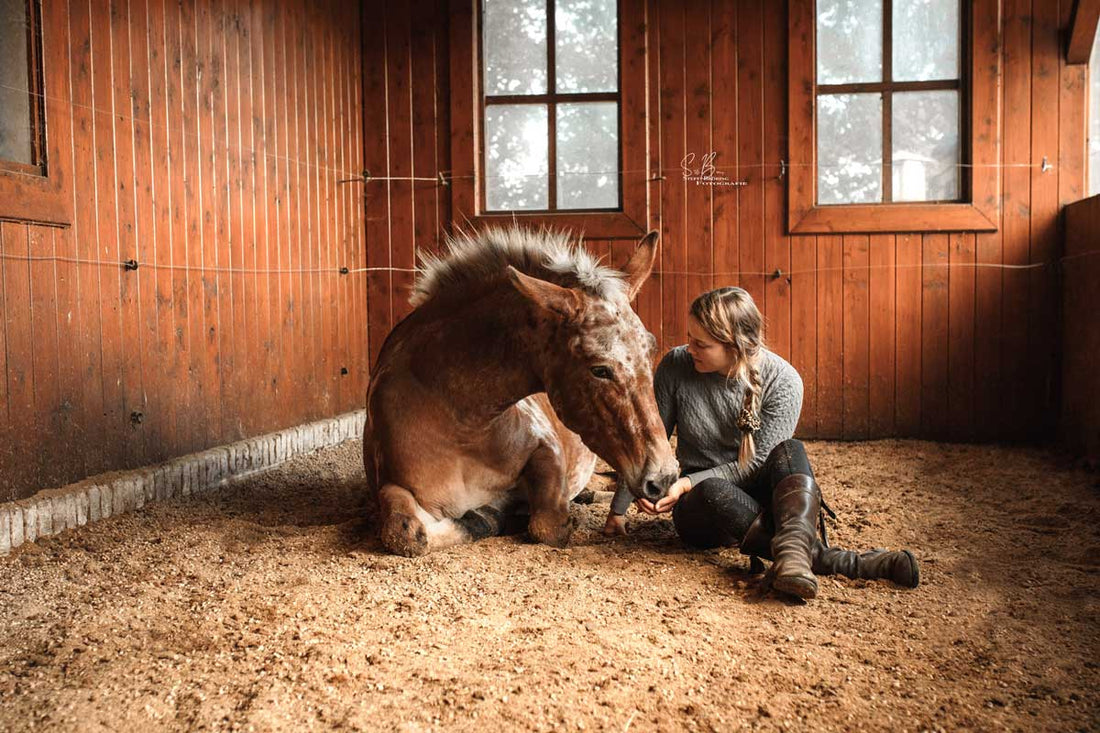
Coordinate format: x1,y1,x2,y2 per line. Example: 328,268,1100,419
900,550,920,588
772,574,818,600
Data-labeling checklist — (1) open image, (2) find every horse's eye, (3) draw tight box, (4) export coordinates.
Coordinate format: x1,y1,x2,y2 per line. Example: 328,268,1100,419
590,365,614,380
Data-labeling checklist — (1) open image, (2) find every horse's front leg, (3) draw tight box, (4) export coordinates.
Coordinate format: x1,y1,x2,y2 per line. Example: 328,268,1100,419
521,444,574,547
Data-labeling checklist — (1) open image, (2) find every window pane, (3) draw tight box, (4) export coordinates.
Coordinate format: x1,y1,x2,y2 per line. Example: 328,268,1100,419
557,102,618,209
892,90,959,201
0,0,34,165
817,93,882,204
817,0,882,84
555,0,617,93
485,104,548,210
893,0,959,81
1089,28,1100,196
483,0,547,95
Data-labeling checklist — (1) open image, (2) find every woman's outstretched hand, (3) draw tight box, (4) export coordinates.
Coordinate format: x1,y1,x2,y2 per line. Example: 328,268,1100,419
653,477,692,513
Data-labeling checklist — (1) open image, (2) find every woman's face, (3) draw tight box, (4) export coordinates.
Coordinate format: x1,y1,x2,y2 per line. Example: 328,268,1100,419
686,317,736,374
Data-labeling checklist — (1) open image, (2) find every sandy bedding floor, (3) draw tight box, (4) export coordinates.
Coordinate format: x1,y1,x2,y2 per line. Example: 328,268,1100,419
0,439,1097,732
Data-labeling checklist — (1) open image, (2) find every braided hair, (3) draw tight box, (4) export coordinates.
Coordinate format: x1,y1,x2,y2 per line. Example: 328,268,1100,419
689,287,765,469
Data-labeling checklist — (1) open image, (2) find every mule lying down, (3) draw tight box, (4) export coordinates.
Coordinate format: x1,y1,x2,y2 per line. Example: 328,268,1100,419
363,226,679,556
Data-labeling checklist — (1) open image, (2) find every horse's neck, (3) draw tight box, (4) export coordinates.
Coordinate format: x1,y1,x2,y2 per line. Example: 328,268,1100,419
412,285,545,422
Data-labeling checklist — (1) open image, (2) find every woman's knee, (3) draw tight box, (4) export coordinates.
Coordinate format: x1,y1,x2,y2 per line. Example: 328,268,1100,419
672,484,730,549
768,438,813,478
773,438,805,459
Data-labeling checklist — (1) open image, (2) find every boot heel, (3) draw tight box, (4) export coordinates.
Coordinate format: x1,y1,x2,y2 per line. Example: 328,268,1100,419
772,574,818,600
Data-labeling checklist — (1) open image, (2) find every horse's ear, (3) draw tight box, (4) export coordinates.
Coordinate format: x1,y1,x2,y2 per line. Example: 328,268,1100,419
507,266,580,319
622,230,660,300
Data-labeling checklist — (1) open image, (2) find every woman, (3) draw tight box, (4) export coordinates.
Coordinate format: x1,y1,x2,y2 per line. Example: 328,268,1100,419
604,287,919,600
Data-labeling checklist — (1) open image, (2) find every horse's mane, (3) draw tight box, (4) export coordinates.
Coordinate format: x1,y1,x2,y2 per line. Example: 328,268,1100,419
409,225,626,307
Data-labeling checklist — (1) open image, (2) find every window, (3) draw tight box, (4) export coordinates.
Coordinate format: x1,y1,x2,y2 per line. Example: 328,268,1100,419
0,0,46,175
450,0,647,238
0,0,70,226
788,0,998,234
481,0,620,212
1089,25,1100,197
816,0,963,205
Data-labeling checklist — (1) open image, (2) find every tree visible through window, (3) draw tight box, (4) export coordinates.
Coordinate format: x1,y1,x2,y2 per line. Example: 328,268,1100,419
480,0,620,212
816,0,964,205
0,0,46,175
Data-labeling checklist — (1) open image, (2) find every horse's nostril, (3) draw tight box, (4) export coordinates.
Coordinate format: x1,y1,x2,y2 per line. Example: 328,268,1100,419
645,481,663,500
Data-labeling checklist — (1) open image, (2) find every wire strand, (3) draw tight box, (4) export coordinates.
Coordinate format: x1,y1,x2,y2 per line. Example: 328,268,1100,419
2,250,1091,277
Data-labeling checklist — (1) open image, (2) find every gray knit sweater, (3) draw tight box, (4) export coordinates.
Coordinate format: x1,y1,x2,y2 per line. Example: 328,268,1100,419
611,345,804,515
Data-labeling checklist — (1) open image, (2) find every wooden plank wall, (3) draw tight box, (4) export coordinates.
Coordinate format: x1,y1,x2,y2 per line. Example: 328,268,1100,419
0,0,366,502
362,0,1086,442
1061,195,1100,461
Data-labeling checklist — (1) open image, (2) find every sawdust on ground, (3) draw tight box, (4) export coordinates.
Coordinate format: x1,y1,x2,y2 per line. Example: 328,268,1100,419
1,439,1097,732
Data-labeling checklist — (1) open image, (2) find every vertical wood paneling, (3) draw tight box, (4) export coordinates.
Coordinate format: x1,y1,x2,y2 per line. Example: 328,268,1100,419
921,233,950,438
895,233,922,434
131,0,163,458
2,224,35,498
842,234,869,439
223,0,246,438
685,0,712,308
658,1,687,354
790,236,817,437
638,0,663,343
948,233,976,441
361,0,1074,444
28,228,62,489
816,235,843,438
735,0,764,308
2,0,1085,500
1,0,365,500
111,0,146,466
1000,0,1032,441
364,1,392,367
761,0,789,362
868,234,895,438
387,2,416,325
1028,0,1061,438
710,0,736,294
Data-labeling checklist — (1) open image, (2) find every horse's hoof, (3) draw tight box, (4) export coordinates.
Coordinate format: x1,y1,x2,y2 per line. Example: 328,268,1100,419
529,513,574,547
380,513,430,557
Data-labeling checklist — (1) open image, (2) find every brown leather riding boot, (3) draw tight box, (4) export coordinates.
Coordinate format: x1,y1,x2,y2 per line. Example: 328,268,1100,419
766,474,821,600
812,546,920,588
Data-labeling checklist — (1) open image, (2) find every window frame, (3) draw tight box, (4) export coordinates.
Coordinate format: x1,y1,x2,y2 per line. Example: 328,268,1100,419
0,0,46,177
789,0,1000,234
450,0,648,238
0,0,72,227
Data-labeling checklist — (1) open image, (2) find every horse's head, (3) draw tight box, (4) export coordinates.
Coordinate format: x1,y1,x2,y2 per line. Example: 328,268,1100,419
506,231,679,503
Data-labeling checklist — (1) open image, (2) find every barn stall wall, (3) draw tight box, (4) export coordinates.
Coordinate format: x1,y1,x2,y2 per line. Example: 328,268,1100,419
363,0,1087,443
0,0,366,502
1062,194,1100,461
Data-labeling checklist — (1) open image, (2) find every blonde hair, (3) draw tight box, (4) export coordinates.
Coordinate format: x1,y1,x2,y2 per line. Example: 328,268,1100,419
689,287,764,469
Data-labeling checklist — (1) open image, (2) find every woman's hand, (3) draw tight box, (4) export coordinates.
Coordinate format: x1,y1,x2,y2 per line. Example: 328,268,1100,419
603,512,628,536
654,477,692,513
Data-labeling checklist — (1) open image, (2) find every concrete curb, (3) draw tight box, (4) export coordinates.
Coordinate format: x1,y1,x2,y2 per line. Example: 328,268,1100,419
0,410,366,557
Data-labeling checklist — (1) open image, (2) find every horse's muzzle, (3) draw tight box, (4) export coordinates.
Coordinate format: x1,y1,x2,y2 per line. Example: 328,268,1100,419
642,480,665,501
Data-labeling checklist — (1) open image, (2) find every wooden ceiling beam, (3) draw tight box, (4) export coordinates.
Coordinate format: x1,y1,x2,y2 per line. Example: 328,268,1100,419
1067,0,1100,64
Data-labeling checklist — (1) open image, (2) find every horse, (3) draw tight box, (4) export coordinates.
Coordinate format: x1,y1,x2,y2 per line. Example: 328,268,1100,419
363,226,679,556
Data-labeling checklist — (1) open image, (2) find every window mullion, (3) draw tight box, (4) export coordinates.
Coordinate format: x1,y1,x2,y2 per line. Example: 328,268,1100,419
547,0,557,211
882,0,892,203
